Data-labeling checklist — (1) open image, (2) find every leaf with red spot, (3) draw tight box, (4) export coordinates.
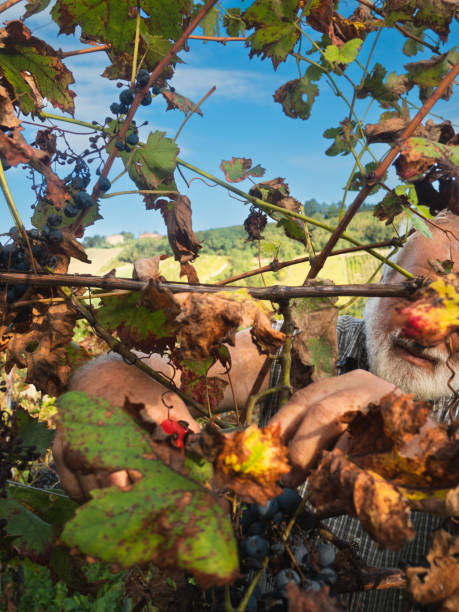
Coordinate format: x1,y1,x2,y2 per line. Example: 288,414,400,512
220,157,265,183
57,391,238,587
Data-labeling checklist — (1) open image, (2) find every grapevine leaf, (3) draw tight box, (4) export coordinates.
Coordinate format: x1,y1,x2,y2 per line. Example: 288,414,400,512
242,0,300,70
161,89,203,116
172,353,227,410
356,63,410,107
310,449,416,550
57,391,238,586
290,281,338,381
198,5,220,37
407,531,459,607
395,137,459,182
220,157,266,182
373,191,407,224
0,491,55,555
401,24,427,57
323,38,362,65
273,75,319,120
0,84,20,129
172,290,285,361
384,0,456,42
307,2,381,46
159,194,202,263
405,49,459,102
32,197,100,230
208,423,290,504
23,0,53,19
323,119,358,156
5,483,77,527
287,582,346,612
118,130,179,190
404,207,433,238
0,21,75,115
14,406,55,456
223,7,246,37
400,274,459,345
349,161,382,194
5,301,79,396
96,290,177,354
0,127,68,208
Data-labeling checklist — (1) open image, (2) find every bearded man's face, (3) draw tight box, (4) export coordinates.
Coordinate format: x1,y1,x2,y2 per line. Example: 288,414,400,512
364,218,459,401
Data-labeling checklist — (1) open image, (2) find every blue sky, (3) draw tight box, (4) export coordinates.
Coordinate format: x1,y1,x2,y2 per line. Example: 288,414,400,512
1,2,458,236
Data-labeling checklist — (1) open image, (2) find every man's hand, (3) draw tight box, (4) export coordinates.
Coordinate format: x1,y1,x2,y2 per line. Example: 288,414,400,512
268,369,400,487
53,354,200,502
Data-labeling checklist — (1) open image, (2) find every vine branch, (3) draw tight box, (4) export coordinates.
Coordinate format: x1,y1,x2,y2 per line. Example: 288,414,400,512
307,59,459,280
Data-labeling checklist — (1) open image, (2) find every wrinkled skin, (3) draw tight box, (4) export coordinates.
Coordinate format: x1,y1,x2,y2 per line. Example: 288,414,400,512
54,212,459,500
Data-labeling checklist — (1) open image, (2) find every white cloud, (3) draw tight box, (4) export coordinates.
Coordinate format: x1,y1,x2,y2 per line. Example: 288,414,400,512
171,66,279,103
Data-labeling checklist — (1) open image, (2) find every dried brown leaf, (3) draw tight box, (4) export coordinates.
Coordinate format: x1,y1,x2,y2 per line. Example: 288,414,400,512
133,256,164,282
291,280,338,381
310,449,415,550
0,84,20,129
407,531,459,607
160,195,202,264
287,582,346,612
5,300,78,396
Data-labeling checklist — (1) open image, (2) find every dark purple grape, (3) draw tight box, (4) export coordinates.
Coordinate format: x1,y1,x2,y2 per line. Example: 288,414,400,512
64,204,78,217
115,141,125,151
277,488,302,515
126,132,139,146
304,579,321,592
275,569,300,598
47,256,58,268
110,102,121,114
257,498,279,520
74,191,93,209
317,567,337,586
141,92,152,106
151,85,161,95
97,177,111,192
136,68,150,87
247,521,266,536
47,213,62,227
244,535,269,561
119,89,135,105
317,541,336,567
27,229,40,240
47,229,63,244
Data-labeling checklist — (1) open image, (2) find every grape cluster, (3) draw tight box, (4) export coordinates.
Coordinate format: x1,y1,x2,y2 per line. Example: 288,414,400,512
207,487,338,611
0,407,40,494
0,226,64,306
244,207,268,241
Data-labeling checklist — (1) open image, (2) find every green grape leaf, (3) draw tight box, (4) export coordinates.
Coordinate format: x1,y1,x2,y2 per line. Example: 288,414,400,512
402,206,433,239
32,197,100,231
323,119,358,156
273,74,319,120
323,38,362,65
405,49,459,102
220,157,266,182
14,406,55,456
6,483,77,527
383,0,456,43
57,391,238,586
349,161,383,195
401,24,426,57
198,5,220,37
0,21,75,115
161,89,203,116
96,291,177,354
223,7,246,37
23,0,52,19
276,217,307,247
0,492,55,555
356,62,411,107
122,130,179,190
373,192,408,224
242,0,300,69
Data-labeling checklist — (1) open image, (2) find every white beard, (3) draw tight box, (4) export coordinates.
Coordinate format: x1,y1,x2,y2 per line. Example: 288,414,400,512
363,297,459,401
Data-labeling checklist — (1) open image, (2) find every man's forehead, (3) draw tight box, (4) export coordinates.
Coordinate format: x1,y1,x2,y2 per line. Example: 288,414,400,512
399,225,459,275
